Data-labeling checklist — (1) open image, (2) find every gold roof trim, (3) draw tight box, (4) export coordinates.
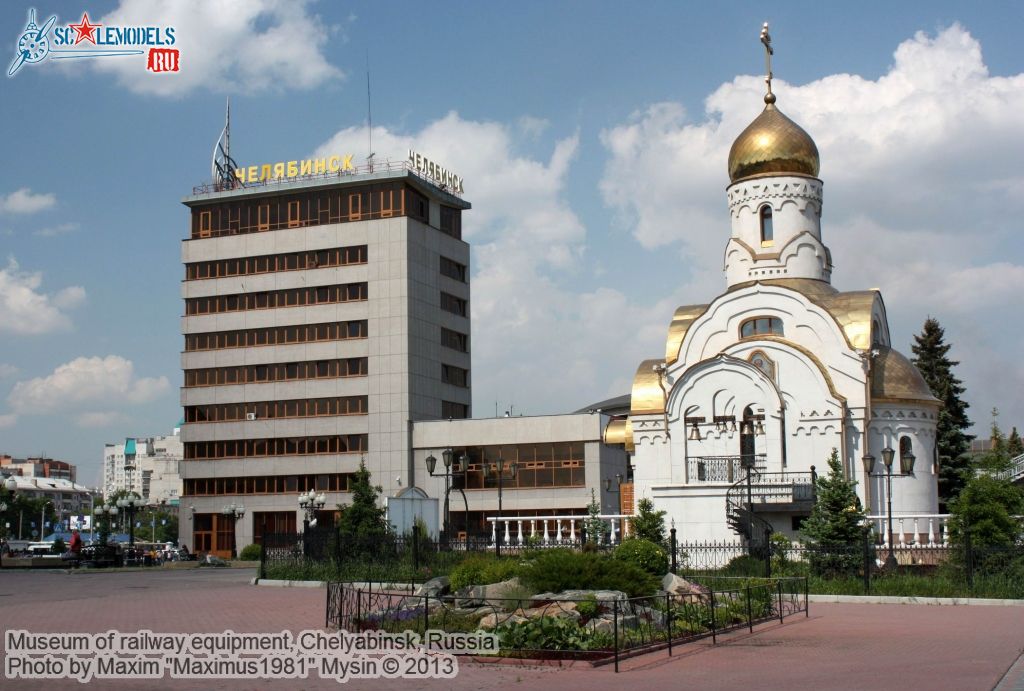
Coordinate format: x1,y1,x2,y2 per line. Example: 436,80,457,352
728,104,820,183
603,418,635,452
665,304,709,365
740,335,845,403
871,346,940,406
631,358,666,415
728,279,876,351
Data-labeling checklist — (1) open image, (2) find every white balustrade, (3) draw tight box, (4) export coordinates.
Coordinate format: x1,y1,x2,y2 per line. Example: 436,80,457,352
485,514,635,548
865,514,950,547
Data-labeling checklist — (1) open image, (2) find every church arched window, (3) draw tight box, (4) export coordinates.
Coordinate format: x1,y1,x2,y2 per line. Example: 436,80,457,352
740,317,783,338
759,205,774,247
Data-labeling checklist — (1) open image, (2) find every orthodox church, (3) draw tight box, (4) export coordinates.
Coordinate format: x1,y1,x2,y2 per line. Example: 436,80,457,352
606,28,941,544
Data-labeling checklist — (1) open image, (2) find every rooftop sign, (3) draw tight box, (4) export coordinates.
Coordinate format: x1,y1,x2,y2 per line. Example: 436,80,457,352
408,150,464,194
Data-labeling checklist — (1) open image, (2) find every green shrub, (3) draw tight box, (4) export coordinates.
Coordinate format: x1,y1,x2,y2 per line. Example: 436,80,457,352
496,616,612,652
575,594,600,619
51,538,66,555
722,554,767,577
449,554,519,592
239,544,261,561
518,548,659,597
613,538,669,576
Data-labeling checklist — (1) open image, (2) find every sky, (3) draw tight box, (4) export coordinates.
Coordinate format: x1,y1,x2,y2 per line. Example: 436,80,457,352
1,1,1022,487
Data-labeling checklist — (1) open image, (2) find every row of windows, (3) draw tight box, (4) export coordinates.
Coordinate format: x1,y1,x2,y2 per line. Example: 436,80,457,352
441,400,470,419
191,183,432,239
457,460,586,490
185,246,367,281
184,321,367,352
185,283,367,315
441,327,469,353
440,291,468,317
184,435,368,460
740,316,784,338
441,364,469,388
444,443,585,466
184,396,368,423
185,474,354,496
184,358,368,388
440,256,468,283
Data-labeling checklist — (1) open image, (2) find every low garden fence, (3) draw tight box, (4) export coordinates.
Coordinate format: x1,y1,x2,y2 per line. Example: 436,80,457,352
325,576,807,672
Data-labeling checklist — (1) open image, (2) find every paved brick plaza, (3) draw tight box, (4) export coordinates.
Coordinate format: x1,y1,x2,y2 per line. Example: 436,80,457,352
1,568,1022,690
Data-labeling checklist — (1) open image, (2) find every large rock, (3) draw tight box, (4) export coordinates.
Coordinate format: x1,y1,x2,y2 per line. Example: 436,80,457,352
413,576,450,598
522,603,581,622
456,577,523,606
533,589,628,602
661,573,709,601
585,618,614,635
599,613,639,630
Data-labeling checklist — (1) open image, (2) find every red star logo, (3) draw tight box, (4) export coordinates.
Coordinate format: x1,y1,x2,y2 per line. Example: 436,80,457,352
69,12,102,45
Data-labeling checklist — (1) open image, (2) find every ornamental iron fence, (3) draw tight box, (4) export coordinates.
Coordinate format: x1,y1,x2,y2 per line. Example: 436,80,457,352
325,576,808,672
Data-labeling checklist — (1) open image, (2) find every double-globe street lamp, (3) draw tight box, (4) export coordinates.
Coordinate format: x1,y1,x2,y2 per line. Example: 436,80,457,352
863,445,916,570
93,501,119,545
425,449,469,542
483,458,518,556
221,503,246,559
298,490,324,558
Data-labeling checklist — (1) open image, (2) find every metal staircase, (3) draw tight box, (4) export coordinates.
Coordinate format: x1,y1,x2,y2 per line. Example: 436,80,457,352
726,468,817,557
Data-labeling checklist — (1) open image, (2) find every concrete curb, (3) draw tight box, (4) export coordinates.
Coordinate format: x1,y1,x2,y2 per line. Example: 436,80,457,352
809,594,1024,606
253,578,327,588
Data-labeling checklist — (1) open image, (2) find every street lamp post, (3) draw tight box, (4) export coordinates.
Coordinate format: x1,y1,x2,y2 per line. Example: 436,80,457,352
117,493,146,549
863,446,916,570
484,458,518,556
221,503,246,559
426,449,470,543
298,490,324,558
93,501,119,548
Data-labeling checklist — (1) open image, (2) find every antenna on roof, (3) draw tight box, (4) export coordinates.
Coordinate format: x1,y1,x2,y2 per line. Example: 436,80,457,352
212,96,241,190
366,51,375,170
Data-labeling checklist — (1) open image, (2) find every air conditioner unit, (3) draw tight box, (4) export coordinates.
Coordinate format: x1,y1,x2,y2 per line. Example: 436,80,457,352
246,413,257,421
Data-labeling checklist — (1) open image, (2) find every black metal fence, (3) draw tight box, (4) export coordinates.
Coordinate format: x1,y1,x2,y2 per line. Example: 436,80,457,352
669,534,1024,598
326,576,808,672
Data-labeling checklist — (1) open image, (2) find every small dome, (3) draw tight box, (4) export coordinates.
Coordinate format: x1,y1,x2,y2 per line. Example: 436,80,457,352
870,346,940,404
728,103,820,183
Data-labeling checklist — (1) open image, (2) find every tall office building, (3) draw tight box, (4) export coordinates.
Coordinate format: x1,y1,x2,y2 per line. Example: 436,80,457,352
179,159,471,556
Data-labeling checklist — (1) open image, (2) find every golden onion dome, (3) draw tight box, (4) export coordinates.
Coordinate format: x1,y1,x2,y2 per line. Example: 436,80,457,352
727,99,820,183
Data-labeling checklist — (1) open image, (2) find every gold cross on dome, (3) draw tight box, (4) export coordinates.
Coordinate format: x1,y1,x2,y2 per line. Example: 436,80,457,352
760,22,775,101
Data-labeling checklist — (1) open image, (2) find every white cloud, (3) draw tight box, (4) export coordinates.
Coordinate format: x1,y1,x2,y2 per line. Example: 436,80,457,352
75,411,129,428
0,414,16,429
9,356,170,414
599,24,1024,429
0,188,56,214
68,0,344,97
0,364,18,378
0,258,86,335
33,222,79,238
314,114,680,412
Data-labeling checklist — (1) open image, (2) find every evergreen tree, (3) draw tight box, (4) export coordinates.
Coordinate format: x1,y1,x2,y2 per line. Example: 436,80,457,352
336,459,389,542
583,489,608,545
911,317,973,508
630,498,667,546
949,421,1024,548
801,449,866,575
1008,427,1024,458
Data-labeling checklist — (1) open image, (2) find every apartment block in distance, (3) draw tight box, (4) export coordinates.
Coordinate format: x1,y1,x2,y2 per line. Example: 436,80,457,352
179,157,471,557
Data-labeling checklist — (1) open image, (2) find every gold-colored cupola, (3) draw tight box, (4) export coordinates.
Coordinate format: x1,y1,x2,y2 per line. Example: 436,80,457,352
727,22,820,184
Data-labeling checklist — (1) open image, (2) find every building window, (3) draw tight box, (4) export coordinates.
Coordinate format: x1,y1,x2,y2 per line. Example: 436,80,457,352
184,396,368,423
183,358,368,387
184,282,367,315
185,246,367,281
440,206,461,239
759,205,774,247
184,434,368,460
740,316,783,338
441,400,469,419
441,327,469,352
440,292,467,317
440,256,468,283
442,364,469,388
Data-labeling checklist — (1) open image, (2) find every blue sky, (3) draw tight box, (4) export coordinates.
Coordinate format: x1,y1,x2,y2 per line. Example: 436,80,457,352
2,1,1022,486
